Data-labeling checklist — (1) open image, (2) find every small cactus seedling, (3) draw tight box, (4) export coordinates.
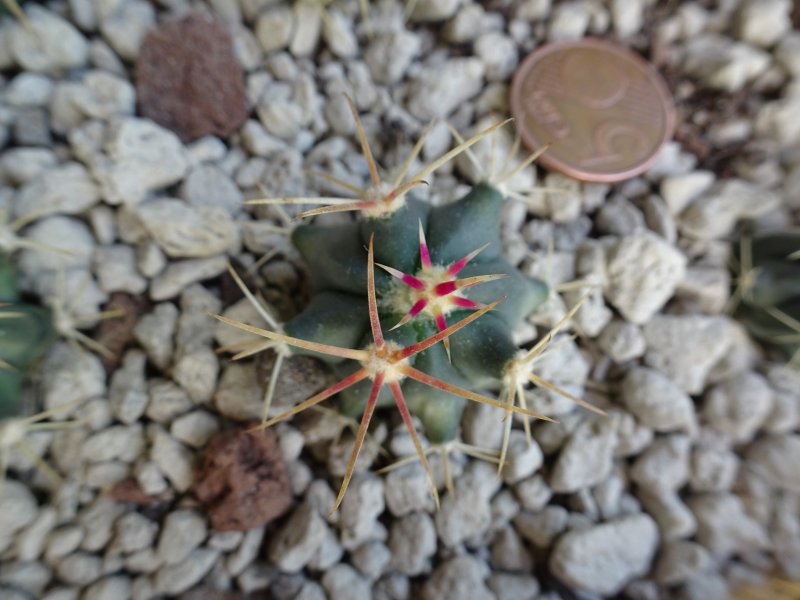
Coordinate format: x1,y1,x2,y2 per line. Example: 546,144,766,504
730,231,800,364
219,100,603,507
0,253,56,419
216,236,549,512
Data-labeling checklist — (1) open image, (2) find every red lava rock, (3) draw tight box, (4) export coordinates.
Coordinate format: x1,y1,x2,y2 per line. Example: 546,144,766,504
194,427,293,532
136,13,249,143
109,478,160,506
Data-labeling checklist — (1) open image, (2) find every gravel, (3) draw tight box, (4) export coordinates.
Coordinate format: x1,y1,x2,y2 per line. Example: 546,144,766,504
1,0,798,597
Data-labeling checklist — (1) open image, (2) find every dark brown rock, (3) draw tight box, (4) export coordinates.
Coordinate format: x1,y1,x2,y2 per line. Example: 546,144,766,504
194,427,293,531
94,293,148,373
109,478,161,506
136,13,249,143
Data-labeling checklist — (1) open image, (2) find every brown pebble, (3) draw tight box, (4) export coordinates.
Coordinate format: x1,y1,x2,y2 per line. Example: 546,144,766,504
194,427,293,531
109,478,160,506
136,13,249,143
94,292,148,373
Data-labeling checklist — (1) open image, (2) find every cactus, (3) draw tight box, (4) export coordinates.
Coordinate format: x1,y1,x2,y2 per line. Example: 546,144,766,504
730,231,800,362
218,99,603,508
0,253,57,419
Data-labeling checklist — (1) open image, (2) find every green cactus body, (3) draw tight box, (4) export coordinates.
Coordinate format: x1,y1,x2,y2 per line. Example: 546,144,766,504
284,183,548,442
0,253,57,418
733,232,800,360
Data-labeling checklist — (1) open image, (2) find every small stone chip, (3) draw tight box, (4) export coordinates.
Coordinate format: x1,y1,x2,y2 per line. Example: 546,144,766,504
136,14,248,143
194,427,293,531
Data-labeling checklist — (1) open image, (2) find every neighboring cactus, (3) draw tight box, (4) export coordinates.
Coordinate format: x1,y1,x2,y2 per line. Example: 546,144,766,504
0,254,57,419
730,231,800,362
218,99,603,508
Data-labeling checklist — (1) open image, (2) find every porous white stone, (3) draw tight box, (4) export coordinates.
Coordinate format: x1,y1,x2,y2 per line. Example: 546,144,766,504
702,372,773,443
660,171,715,215
408,58,484,120
93,118,189,206
170,411,219,448
110,512,159,555
745,434,800,494
339,475,385,550
421,555,493,600
54,552,103,586
148,425,194,493
388,512,437,576
15,507,57,561
4,72,54,106
83,576,131,600
255,6,293,53
40,343,105,415
225,527,264,577
410,0,462,21
679,180,781,240
133,303,177,371
643,315,733,394
94,245,147,294
689,494,769,558
135,198,238,259
0,147,57,185
488,572,540,600
289,0,321,57
351,541,391,581
8,6,89,73
474,32,518,81
621,367,696,433
690,446,739,493
384,463,437,517
157,510,207,565
181,164,243,215
735,0,791,48
0,481,38,540
597,320,646,363
682,35,770,92
490,526,534,572
365,30,420,85
437,462,500,544
630,435,691,493
149,256,228,301
611,0,643,37
501,431,544,484
81,424,145,463
14,162,99,218
153,548,219,596
99,0,155,61
550,514,659,595
269,503,327,573
548,0,591,40
321,9,357,58
603,232,687,324
550,416,618,493
71,71,135,120
78,498,124,552
755,98,800,149
109,350,149,424
655,541,712,585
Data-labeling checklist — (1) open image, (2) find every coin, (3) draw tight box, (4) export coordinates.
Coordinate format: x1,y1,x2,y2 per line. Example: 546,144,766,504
510,38,676,183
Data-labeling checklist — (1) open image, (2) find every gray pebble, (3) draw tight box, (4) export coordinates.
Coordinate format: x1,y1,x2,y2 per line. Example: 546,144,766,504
550,514,659,596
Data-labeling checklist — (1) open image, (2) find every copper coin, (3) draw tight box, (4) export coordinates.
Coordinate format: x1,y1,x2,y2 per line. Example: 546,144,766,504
510,38,676,183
